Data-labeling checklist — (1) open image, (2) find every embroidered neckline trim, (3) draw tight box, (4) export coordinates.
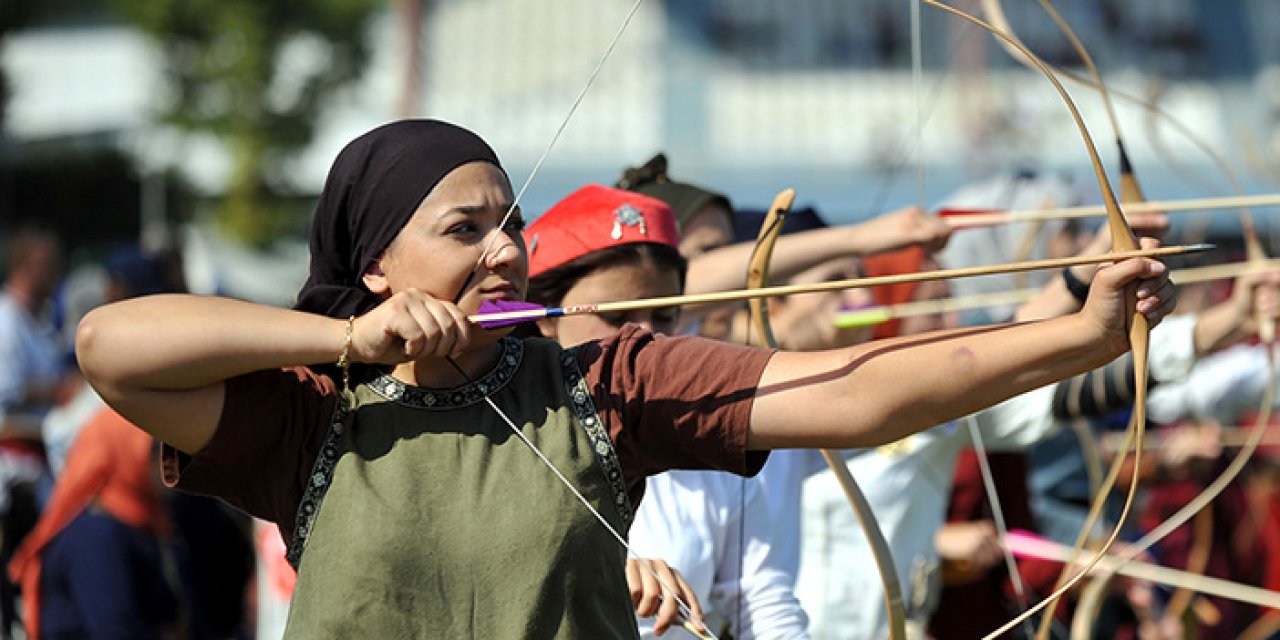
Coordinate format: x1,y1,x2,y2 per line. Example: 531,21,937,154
367,337,523,409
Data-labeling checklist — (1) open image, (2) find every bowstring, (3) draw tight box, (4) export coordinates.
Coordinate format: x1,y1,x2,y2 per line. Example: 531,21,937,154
464,0,646,285
962,416,1038,638
864,15,975,218
911,0,925,208
444,1,716,635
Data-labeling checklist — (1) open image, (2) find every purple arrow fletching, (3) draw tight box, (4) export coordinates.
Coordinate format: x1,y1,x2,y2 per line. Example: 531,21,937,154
473,299,551,329
480,299,544,315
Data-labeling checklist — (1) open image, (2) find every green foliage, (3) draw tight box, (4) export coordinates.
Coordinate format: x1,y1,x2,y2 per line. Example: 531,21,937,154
109,0,382,246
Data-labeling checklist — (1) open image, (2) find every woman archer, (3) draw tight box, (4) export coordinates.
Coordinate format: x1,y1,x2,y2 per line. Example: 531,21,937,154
75,119,1174,638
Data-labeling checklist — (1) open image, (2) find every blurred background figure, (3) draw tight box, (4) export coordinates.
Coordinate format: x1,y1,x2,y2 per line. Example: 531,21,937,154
41,247,177,481
6,246,253,640
0,226,69,639
8,400,180,639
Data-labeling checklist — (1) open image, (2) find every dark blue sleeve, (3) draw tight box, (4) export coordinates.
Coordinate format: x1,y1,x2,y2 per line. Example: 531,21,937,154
40,512,178,640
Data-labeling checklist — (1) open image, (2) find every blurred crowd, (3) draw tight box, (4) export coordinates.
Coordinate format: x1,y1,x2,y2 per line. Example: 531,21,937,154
0,230,254,639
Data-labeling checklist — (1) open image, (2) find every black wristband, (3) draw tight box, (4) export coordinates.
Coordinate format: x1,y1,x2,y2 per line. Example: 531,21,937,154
1062,266,1091,305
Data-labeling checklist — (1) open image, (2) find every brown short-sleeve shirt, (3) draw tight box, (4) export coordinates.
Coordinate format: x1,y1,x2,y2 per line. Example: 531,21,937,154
163,325,773,540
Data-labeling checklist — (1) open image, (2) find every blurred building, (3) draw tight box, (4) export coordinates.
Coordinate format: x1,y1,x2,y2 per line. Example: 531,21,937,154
3,0,1279,296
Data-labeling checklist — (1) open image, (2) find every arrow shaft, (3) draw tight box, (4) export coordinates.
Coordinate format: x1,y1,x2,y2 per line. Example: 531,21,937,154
1006,533,1280,610
471,244,1210,326
833,257,1280,328
944,193,1280,228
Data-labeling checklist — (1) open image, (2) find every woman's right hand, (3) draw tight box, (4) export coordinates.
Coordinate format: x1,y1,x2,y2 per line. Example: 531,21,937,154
935,521,1004,585
1229,265,1280,337
626,557,705,636
350,289,475,364
851,205,953,255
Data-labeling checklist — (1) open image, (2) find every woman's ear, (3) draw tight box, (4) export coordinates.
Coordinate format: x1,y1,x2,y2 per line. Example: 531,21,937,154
362,256,390,295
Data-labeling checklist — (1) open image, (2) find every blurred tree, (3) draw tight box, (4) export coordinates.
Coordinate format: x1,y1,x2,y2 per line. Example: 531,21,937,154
109,0,382,246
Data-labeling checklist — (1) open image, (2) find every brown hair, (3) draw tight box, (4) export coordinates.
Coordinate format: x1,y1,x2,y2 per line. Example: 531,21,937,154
519,242,687,338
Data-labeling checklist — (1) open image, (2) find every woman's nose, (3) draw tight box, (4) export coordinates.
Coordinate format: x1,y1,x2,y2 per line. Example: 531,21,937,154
484,231,523,269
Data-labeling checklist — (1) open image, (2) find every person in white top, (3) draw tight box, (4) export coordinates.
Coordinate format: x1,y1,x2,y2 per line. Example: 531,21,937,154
631,471,809,638
793,264,1209,638
795,200,1278,637
525,185,810,638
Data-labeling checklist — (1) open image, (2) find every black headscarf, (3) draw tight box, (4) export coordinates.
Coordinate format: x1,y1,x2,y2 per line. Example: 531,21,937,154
732,206,828,243
293,119,505,319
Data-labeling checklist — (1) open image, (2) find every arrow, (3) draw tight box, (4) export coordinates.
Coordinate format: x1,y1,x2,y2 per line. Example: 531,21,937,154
938,193,1280,229
1099,425,1280,454
471,244,1212,329
832,257,1280,329
1004,529,1280,611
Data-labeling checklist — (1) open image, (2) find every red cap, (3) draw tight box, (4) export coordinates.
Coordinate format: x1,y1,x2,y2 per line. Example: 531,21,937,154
525,184,680,277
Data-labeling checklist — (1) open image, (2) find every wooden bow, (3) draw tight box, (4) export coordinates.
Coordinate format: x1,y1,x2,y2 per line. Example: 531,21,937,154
1003,6,1280,636
919,3,1153,638
998,2,1158,634
447,3,719,637
742,188,908,639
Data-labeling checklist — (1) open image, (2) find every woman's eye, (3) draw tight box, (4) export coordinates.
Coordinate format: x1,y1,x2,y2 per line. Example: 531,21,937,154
447,221,478,235
504,216,527,232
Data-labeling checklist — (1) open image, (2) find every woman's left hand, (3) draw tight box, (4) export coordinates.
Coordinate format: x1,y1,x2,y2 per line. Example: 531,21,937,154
626,557,706,636
1081,237,1176,353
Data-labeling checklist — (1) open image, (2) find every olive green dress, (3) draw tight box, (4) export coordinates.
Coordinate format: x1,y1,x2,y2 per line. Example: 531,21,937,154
283,337,639,639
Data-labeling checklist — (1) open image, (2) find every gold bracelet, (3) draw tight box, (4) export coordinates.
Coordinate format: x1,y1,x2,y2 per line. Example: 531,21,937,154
337,315,355,389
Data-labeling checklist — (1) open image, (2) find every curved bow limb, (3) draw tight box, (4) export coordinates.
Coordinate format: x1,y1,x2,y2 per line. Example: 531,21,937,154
1090,306,1278,619
1162,507,1216,628
988,0,1270,263
743,189,908,640
1030,5,1280,603
743,189,795,351
1087,81,1280,640
917,3,1152,638
1019,4,1280,630
1104,248,1280,639
446,3,717,637
984,0,1280,631
1029,0,1145,206
1068,509,1215,640
1000,2,1159,635
1068,572,1115,640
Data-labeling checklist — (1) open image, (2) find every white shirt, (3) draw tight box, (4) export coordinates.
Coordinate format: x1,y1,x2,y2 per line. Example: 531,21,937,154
629,469,810,639
1149,341,1277,425
754,449,827,583
0,291,64,433
795,385,1057,639
41,382,104,476
793,314,1202,638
